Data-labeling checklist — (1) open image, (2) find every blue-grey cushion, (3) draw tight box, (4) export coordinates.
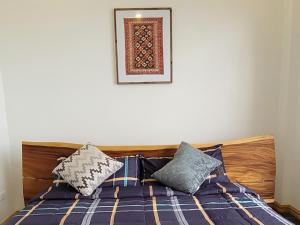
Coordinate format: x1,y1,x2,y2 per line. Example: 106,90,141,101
152,142,222,194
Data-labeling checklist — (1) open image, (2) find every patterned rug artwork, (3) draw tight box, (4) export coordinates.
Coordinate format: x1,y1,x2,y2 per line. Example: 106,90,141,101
124,17,164,75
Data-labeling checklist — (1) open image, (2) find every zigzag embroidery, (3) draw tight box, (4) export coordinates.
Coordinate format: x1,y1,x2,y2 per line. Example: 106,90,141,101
68,156,103,185
77,162,111,190
57,150,96,174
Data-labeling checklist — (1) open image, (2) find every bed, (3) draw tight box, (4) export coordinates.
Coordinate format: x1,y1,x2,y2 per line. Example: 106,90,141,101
5,135,294,225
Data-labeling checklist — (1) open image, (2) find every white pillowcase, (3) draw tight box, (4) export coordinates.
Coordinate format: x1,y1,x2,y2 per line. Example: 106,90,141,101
52,144,123,196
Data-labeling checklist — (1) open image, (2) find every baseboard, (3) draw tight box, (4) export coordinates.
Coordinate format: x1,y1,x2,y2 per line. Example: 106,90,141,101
271,201,300,220
0,211,17,225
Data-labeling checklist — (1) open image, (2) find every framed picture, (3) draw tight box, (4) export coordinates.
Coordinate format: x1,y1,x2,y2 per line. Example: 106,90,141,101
114,8,172,84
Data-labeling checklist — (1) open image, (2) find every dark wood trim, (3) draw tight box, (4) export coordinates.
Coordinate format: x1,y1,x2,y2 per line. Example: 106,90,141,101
113,8,119,84
271,201,300,220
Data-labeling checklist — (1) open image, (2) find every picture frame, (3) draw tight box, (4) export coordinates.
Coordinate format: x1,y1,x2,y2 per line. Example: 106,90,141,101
114,8,172,84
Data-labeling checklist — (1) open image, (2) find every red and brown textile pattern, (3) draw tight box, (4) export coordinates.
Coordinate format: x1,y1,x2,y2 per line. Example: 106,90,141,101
124,17,164,75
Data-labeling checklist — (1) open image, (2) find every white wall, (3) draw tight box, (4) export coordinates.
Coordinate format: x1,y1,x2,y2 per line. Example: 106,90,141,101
0,0,293,214
0,72,13,222
276,0,300,209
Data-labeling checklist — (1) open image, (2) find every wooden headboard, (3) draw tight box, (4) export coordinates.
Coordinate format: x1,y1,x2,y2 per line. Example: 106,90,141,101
22,135,276,203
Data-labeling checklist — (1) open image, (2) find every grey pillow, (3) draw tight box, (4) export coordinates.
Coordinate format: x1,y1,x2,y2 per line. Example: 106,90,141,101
152,142,222,194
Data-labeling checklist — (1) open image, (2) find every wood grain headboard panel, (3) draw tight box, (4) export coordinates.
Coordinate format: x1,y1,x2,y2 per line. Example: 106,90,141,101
22,135,276,203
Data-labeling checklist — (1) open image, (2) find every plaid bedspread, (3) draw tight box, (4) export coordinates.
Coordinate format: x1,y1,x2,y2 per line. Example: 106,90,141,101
6,182,293,225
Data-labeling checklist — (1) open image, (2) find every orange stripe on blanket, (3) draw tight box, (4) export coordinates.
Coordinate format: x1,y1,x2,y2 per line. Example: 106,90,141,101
75,193,80,199
216,183,264,225
193,196,215,225
110,199,120,225
152,196,162,225
15,200,45,225
149,185,161,225
59,199,79,225
114,186,120,199
59,199,80,225
142,178,158,183
216,183,226,193
149,185,154,197
40,186,52,199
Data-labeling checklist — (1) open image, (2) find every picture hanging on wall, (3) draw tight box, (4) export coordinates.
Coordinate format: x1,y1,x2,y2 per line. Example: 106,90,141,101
114,8,172,84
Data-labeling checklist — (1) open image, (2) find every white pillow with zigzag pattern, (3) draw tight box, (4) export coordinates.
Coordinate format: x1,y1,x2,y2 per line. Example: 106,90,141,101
52,144,124,196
